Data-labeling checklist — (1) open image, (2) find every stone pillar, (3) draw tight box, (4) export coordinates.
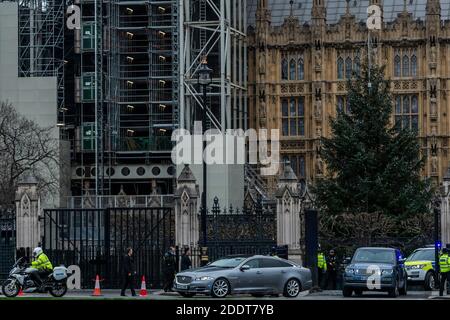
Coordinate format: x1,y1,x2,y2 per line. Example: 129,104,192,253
276,163,302,264
174,165,200,248
15,175,41,249
441,166,450,246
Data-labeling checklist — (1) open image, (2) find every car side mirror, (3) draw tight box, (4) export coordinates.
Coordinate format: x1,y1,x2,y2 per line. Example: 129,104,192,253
240,265,250,271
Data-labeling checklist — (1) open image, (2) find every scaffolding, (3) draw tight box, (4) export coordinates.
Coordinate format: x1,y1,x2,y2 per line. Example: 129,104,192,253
179,0,248,132
69,0,179,199
17,0,65,114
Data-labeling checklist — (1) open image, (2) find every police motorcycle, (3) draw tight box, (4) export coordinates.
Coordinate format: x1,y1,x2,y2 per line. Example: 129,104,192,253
1,257,68,297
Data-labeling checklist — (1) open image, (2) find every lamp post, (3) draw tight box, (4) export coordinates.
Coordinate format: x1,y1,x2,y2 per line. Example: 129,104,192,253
197,57,212,266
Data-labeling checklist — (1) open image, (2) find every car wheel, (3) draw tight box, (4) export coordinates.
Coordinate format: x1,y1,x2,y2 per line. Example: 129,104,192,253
424,271,436,291
388,281,399,298
399,279,407,296
342,287,353,297
211,278,230,298
283,278,301,298
179,292,196,298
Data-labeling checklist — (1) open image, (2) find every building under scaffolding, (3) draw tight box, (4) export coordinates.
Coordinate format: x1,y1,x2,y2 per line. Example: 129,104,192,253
179,0,248,208
9,0,248,208
17,0,65,118
62,0,179,206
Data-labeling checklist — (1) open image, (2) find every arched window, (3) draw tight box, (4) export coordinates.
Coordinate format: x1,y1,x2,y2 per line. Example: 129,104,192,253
289,59,296,80
345,57,352,79
297,57,304,80
394,54,401,77
299,156,305,178
337,96,344,113
402,54,410,77
281,58,288,80
411,54,417,77
354,56,361,76
289,98,296,136
282,99,289,136
337,57,344,79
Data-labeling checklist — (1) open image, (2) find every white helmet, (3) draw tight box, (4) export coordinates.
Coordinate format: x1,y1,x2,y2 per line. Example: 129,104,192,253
33,247,43,258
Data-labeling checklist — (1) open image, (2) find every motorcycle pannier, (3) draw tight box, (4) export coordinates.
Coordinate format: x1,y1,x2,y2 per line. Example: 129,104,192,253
52,267,67,281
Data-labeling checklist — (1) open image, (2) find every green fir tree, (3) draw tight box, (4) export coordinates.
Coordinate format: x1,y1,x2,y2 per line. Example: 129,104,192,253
313,65,432,218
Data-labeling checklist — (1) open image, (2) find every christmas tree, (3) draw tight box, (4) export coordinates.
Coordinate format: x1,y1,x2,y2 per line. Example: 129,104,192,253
314,65,432,218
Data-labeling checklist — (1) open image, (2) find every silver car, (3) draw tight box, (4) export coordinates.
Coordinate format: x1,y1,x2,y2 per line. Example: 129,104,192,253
173,255,312,298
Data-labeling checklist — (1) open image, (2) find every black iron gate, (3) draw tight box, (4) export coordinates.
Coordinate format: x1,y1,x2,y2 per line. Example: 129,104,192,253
42,207,174,289
204,197,276,261
0,208,16,283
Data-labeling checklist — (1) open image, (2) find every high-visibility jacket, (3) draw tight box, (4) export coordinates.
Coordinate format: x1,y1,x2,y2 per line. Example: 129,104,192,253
318,253,327,271
31,253,53,272
439,253,450,273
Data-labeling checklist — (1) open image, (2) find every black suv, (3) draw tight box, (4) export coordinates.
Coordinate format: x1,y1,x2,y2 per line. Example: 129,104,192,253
342,247,407,298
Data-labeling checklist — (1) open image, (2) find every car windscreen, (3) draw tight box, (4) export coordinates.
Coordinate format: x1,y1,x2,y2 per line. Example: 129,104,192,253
352,249,396,264
406,249,435,262
209,257,247,268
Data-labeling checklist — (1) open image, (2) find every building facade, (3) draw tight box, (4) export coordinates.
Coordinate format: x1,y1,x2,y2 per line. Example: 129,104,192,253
247,0,450,193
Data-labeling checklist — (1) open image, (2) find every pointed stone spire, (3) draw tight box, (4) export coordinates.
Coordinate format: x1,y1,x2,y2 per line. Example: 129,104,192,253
177,164,196,183
426,0,441,16
312,0,326,20
346,0,351,15
289,0,294,17
403,0,407,12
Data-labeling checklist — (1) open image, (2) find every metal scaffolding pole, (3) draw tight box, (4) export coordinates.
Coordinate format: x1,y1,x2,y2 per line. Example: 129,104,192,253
179,0,247,132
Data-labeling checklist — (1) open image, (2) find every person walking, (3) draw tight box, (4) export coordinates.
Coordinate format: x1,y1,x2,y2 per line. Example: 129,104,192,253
180,247,192,271
326,249,339,290
162,246,177,292
121,247,136,297
439,247,450,296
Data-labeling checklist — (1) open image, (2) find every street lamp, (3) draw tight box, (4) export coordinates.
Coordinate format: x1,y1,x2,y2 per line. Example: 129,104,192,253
197,57,212,266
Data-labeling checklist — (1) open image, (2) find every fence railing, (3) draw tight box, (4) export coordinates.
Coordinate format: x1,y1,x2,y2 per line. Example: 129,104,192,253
64,195,174,209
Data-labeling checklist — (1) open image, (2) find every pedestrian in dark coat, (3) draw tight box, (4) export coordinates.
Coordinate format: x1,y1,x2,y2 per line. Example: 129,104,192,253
162,246,177,292
121,247,136,296
180,247,192,271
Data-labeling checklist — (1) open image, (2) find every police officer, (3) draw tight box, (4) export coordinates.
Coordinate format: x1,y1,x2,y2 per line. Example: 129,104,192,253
439,247,450,295
30,247,53,289
162,246,177,292
317,245,327,289
326,249,339,290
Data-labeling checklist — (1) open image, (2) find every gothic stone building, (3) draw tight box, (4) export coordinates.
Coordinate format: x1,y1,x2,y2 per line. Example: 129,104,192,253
247,0,450,193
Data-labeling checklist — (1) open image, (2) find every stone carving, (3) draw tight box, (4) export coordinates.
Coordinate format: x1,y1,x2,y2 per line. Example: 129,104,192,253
259,50,266,75
316,156,324,175
432,155,438,174
314,100,322,119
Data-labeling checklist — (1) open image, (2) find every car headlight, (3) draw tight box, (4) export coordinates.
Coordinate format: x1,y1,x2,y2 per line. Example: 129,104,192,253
195,276,214,281
345,268,355,274
409,264,425,269
381,269,394,275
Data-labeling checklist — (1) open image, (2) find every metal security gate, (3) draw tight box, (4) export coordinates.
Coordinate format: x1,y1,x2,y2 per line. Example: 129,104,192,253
205,197,276,261
42,207,174,289
0,209,16,283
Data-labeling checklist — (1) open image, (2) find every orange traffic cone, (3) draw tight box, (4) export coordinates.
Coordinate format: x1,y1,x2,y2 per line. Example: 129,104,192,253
139,276,147,297
17,288,24,296
92,275,102,296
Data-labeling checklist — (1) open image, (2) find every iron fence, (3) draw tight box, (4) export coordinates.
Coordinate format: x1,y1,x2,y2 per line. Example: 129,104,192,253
0,208,16,283
43,207,174,289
